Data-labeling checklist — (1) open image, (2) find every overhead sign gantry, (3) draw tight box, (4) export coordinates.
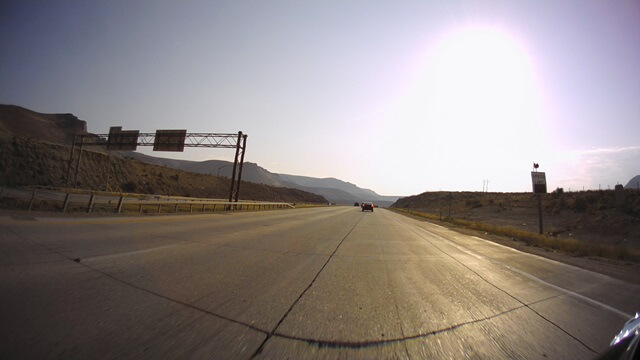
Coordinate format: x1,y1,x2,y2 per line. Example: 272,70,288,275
65,128,248,204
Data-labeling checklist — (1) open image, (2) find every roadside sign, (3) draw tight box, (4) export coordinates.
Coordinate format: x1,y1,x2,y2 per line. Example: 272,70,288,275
531,172,547,194
107,126,139,150
153,130,187,151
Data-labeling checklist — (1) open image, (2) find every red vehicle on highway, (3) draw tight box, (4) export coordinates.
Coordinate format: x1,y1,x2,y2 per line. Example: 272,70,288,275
361,202,374,212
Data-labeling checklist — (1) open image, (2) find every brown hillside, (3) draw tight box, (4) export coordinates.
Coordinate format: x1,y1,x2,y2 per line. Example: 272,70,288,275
0,135,327,204
0,104,88,145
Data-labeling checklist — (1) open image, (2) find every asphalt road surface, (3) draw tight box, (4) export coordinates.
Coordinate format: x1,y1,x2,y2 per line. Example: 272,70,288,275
1,207,638,359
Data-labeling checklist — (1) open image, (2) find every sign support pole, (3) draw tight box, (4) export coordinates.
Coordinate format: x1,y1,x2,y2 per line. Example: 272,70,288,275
73,138,84,189
65,135,77,188
227,132,242,209
537,193,543,234
531,166,547,235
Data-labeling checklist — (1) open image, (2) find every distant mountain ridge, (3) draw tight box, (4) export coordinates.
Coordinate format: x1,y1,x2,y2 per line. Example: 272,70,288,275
277,174,399,206
1,104,400,205
626,175,640,190
124,152,399,206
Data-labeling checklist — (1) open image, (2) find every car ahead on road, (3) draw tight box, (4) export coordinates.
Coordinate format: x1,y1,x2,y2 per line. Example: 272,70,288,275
361,202,374,212
354,202,359,207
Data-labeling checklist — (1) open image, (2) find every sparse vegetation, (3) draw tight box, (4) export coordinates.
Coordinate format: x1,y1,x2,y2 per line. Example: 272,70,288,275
0,135,327,204
572,195,588,213
392,190,640,263
121,181,137,193
392,208,639,262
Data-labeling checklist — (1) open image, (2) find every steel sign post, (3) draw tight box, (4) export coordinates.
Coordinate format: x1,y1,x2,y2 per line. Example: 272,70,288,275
531,171,547,234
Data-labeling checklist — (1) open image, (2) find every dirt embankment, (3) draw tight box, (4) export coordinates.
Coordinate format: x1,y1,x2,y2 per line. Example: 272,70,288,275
392,191,640,283
0,134,327,204
392,191,640,250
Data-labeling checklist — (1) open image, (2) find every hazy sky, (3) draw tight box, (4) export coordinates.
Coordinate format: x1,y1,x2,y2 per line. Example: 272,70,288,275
2,1,639,195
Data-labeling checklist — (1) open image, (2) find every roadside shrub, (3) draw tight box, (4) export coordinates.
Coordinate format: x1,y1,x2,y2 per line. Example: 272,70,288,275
573,196,588,213
121,181,137,193
144,184,158,194
391,208,640,263
465,199,482,208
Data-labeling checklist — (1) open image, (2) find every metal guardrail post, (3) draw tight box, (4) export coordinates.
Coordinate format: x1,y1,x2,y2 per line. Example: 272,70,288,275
8,188,292,215
62,193,70,213
116,196,124,214
28,188,37,212
87,192,95,213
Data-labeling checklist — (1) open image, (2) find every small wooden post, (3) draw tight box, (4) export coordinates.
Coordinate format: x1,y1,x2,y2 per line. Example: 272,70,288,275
62,193,71,213
116,196,124,214
28,188,38,212
87,192,95,213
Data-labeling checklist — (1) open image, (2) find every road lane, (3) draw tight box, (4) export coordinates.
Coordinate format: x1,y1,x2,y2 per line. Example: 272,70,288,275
1,207,637,359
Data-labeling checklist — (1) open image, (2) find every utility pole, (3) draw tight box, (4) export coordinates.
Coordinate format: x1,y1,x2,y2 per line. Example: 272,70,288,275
537,193,543,234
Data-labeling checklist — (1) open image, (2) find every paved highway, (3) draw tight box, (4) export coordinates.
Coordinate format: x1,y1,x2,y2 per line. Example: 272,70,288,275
1,207,638,359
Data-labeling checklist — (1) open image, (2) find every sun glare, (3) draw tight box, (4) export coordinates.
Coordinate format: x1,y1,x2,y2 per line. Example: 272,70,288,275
408,26,540,142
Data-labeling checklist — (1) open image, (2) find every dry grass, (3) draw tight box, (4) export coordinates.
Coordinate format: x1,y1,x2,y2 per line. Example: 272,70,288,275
393,208,640,263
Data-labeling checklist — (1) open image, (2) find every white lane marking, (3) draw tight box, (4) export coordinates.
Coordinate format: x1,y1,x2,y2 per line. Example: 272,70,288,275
495,260,632,319
82,244,180,262
469,235,624,283
413,218,630,284
413,222,633,320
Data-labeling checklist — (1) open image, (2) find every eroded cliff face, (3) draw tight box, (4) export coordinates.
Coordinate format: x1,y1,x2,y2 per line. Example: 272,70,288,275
0,104,88,145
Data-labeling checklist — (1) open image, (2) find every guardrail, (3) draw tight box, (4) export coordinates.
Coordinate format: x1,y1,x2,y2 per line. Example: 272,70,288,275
0,186,295,214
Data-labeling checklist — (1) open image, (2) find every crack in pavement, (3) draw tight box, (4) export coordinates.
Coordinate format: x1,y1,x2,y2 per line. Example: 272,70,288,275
272,303,530,349
376,224,411,358
266,292,568,350
393,215,599,354
249,213,367,358
6,217,593,355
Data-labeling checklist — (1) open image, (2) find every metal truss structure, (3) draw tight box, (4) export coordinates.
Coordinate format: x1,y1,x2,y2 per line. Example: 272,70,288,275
65,131,248,204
